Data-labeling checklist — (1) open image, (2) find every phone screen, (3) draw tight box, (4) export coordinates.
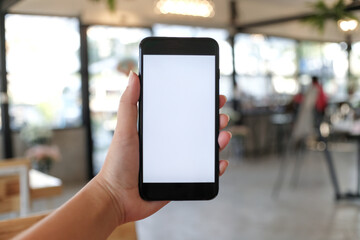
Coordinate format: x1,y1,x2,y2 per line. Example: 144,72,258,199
142,54,215,183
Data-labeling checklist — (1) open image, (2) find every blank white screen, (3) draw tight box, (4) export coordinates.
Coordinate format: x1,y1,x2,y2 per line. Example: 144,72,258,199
143,55,215,183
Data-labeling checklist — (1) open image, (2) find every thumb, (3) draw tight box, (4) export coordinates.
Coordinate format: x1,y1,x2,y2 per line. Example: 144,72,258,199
115,71,140,138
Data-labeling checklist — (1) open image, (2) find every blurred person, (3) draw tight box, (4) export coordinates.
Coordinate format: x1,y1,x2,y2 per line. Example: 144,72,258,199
14,72,231,240
312,76,327,128
292,76,327,143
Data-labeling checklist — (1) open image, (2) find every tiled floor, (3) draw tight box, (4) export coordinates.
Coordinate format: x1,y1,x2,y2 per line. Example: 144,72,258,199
4,141,360,240
137,143,360,240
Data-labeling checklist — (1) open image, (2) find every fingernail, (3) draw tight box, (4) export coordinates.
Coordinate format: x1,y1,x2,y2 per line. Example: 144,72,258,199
224,95,227,102
228,131,232,138
225,114,230,122
128,71,136,86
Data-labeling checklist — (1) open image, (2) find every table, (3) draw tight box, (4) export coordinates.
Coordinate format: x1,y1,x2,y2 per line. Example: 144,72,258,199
0,213,137,240
0,159,62,215
29,169,62,199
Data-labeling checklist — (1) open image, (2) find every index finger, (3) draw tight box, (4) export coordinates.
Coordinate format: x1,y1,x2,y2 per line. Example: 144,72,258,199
219,95,227,109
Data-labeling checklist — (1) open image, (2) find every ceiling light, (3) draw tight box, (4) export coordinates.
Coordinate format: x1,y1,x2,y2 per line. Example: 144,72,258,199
155,0,215,18
338,19,358,32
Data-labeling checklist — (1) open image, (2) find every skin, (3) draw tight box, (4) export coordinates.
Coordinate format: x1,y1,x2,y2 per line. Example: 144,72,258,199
15,72,231,240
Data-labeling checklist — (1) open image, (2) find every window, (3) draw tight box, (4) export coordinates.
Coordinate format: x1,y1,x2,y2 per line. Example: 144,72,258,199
234,34,297,106
87,26,151,174
351,42,360,78
153,24,234,99
299,41,348,101
6,14,82,129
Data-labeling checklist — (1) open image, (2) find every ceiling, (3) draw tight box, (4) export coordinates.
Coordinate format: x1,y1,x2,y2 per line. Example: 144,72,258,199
9,0,360,42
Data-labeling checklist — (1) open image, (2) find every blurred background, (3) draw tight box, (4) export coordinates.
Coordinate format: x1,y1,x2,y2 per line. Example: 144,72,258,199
1,0,360,239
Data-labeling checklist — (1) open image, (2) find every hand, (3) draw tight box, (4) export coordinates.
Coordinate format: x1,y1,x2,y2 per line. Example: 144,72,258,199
95,72,232,225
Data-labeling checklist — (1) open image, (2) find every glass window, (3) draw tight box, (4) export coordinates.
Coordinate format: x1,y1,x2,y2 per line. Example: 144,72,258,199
347,41,360,105
298,41,324,76
267,37,297,77
153,24,233,99
234,34,297,105
299,41,348,101
351,42,360,77
87,26,151,174
5,14,82,129
235,34,268,76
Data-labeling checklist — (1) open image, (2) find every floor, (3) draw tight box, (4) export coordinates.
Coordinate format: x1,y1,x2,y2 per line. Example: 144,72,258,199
4,141,360,240
137,142,360,240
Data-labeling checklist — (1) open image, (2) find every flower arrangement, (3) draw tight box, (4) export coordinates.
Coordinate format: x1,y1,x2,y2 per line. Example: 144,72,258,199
25,145,61,173
20,124,61,173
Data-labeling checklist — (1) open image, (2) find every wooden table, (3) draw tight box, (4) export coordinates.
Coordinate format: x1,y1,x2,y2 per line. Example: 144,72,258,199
0,213,137,240
0,159,63,215
29,169,62,199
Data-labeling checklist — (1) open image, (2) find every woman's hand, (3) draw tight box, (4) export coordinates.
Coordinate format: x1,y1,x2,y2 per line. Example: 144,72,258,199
95,72,232,225
15,72,232,240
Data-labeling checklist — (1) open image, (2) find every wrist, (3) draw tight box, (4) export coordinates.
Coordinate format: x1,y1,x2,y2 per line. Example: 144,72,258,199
91,175,126,226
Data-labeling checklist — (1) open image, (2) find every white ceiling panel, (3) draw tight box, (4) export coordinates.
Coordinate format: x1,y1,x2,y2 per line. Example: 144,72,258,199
9,0,360,42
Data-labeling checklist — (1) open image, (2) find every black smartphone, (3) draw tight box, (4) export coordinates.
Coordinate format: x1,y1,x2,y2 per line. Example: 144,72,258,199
138,37,219,200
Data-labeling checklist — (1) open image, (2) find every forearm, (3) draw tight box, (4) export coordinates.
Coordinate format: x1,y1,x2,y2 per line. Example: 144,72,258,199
15,177,122,240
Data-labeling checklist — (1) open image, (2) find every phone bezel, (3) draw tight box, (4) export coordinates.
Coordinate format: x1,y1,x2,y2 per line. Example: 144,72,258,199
138,37,220,200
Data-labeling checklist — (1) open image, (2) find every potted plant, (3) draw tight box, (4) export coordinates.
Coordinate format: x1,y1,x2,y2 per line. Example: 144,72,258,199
20,125,61,173
90,0,116,11
302,0,358,33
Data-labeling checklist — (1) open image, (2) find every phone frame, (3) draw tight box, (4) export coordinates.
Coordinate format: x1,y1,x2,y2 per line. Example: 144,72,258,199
138,37,220,200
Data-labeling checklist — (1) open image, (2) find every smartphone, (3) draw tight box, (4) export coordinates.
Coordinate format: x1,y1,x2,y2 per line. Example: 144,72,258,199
138,37,219,200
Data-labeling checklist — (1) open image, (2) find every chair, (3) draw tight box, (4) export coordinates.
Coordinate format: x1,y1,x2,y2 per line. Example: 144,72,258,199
227,125,248,160
0,212,137,240
272,85,322,196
